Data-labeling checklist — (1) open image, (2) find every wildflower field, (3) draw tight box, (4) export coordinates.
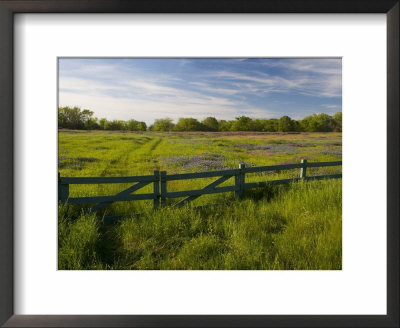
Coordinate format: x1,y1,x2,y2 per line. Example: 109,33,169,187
58,131,342,270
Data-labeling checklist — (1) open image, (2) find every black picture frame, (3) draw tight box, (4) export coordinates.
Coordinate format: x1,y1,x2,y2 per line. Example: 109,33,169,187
0,1,398,327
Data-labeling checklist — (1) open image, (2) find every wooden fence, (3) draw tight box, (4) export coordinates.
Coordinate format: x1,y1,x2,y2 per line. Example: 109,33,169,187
58,159,342,214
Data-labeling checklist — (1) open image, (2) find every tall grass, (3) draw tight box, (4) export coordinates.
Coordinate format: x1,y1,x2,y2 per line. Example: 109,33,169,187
58,179,341,270
58,204,101,269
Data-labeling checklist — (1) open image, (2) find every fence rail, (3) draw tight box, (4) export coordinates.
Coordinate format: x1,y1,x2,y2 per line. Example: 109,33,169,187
58,159,342,213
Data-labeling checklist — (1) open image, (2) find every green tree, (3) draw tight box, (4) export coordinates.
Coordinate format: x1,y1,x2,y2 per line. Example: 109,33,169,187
231,116,254,131
333,112,342,132
105,120,126,130
153,118,175,131
291,120,302,132
81,109,94,126
58,106,86,129
260,119,279,132
174,118,203,131
99,118,107,130
300,113,336,132
201,117,219,131
218,120,232,131
278,115,294,132
84,117,99,130
138,121,147,131
315,113,336,132
300,115,318,132
125,119,147,131
252,119,264,132
126,119,139,131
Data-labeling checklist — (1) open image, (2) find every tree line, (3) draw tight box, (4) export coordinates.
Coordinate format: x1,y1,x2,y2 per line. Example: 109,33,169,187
58,106,147,131
58,106,342,132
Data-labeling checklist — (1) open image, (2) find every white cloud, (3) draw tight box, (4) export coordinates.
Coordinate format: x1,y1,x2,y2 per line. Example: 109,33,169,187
209,68,341,98
59,77,126,93
188,82,238,96
261,58,341,75
59,74,244,121
59,90,277,124
322,104,341,109
127,80,184,96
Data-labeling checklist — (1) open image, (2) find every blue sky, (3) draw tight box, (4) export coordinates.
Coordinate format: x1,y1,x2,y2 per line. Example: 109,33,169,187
58,58,341,125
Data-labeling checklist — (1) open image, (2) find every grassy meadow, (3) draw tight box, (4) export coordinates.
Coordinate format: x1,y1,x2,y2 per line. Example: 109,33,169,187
58,131,342,270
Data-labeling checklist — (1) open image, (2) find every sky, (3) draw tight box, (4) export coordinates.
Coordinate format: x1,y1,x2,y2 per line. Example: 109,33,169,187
58,58,342,125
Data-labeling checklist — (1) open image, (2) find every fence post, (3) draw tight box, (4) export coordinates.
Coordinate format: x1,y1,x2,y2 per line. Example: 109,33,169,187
153,170,160,208
58,172,69,203
300,159,307,179
240,163,245,198
160,171,167,206
235,163,245,198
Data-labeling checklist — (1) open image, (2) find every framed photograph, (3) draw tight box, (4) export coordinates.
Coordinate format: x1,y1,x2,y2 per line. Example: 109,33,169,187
1,1,398,327
56,56,344,271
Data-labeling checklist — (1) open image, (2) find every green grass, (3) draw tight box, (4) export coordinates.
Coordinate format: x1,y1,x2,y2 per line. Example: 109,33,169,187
58,203,101,269
58,131,342,270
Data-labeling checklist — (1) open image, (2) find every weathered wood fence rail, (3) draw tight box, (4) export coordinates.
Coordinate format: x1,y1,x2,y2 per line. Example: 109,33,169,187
58,159,342,212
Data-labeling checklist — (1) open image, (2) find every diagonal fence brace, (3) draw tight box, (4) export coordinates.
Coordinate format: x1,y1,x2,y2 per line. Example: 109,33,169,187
91,181,151,212
173,174,233,208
